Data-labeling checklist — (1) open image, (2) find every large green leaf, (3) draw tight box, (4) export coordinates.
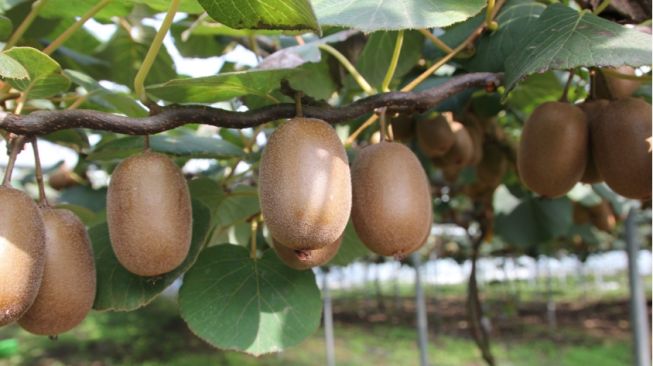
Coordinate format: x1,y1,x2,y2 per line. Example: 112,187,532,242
146,68,298,103
4,47,70,98
494,188,572,248
179,244,322,356
0,15,12,41
504,4,653,91
40,0,132,21
312,0,485,32
329,221,370,267
189,177,226,220
64,69,147,117
464,0,545,72
87,134,244,161
92,200,211,311
0,52,28,79
354,30,424,90
215,186,260,228
198,0,319,33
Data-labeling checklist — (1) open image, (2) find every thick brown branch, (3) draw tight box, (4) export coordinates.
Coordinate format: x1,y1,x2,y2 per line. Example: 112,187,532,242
0,72,501,136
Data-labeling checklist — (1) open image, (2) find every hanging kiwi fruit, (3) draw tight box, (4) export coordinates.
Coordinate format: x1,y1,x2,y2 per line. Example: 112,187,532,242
351,141,432,258
0,186,46,326
591,97,652,200
107,150,193,277
271,236,342,270
259,117,352,251
517,101,588,198
577,99,609,184
18,208,96,336
416,112,455,158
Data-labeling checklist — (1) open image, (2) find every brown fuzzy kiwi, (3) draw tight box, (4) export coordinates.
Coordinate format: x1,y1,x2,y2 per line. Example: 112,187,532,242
107,151,192,277
592,97,652,199
259,118,351,250
438,121,474,168
578,100,609,184
587,201,616,232
19,208,96,335
603,66,641,99
390,114,416,142
48,165,79,191
517,102,588,198
0,186,45,326
272,235,342,270
416,113,455,157
351,141,432,257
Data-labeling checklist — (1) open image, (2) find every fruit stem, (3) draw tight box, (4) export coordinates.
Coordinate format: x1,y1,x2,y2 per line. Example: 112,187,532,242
143,135,150,150
318,43,375,95
2,135,27,186
250,219,258,260
377,107,389,142
42,0,111,55
295,91,304,117
418,29,453,54
133,0,180,103
381,30,404,93
485,0,497,30
559,69,575,102
31,137,49,207
3,0,49,51
593,0,612,15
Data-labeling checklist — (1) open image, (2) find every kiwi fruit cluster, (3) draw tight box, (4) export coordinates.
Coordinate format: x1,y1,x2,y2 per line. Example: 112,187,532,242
517,78,651,200
0,184,96,336
259,116,433,267
107,151,193,277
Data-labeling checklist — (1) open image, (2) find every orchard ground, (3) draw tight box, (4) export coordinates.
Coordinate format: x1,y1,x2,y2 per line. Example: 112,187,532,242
0,268,649,366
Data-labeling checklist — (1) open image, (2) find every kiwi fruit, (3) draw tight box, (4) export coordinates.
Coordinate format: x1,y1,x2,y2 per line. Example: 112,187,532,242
351,141,432,257
259,117,351,250
578,100,609,184
588,201,616,232
272,236,342,270
416,113,455,157
107,151,192,277
517,102,588,198
603,66,641,99
0,186,45,326
390,114,416,142
466,143,508,198
19,208,96,335
438,121,474,168
592,97,652,199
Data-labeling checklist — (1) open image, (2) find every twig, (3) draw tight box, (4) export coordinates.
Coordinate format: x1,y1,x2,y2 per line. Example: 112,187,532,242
381,30,404,92
30,138,49,206
418,29,453,54
2,135,27,186
3,0,49,50
42,0,111,55
319,43,375,95
0,72,502,135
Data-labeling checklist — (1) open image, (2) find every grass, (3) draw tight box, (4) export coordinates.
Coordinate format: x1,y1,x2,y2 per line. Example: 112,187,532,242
0,294,636,366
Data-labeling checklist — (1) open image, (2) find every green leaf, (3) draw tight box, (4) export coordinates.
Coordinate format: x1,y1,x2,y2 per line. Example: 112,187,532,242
146,68,299,103
98,27,176,88
504,4,653,92
133,0,204,14
40,0,132,21
198,0,320,33
216,186,260,228
189,177,225,220
3,47,70,98
179,244,322,356
494,192,573,248
505,71,562,116
287,57,337,100
0,53,28,79
0,15,12,41
313,0,485,32
329,221,370,266
64,69,147,117
354,30,424,90
92,200,211,311
87,134,244,161
42,129,90,153
259,30,358,69
464,0,545,72
58,186,107,213
0,339,18,358
171,21,231,59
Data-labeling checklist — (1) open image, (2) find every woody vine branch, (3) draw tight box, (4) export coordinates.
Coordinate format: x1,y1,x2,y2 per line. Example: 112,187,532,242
0,72,501,136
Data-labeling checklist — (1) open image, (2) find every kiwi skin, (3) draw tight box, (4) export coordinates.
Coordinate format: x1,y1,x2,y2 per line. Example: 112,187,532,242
578,100,609,184
107,151,192,277
390,114,416,142
592,97,652,199
604,66,641,99
19,208,96,335
351,141,432,258
416,113,455,158
272,236,342,270
259,117,351,251
438,121,474,168
517,102,588,198
0,186,46,326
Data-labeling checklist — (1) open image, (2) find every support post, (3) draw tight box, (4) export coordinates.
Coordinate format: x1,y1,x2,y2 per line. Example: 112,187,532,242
412,253,429,366
323,270,336,366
